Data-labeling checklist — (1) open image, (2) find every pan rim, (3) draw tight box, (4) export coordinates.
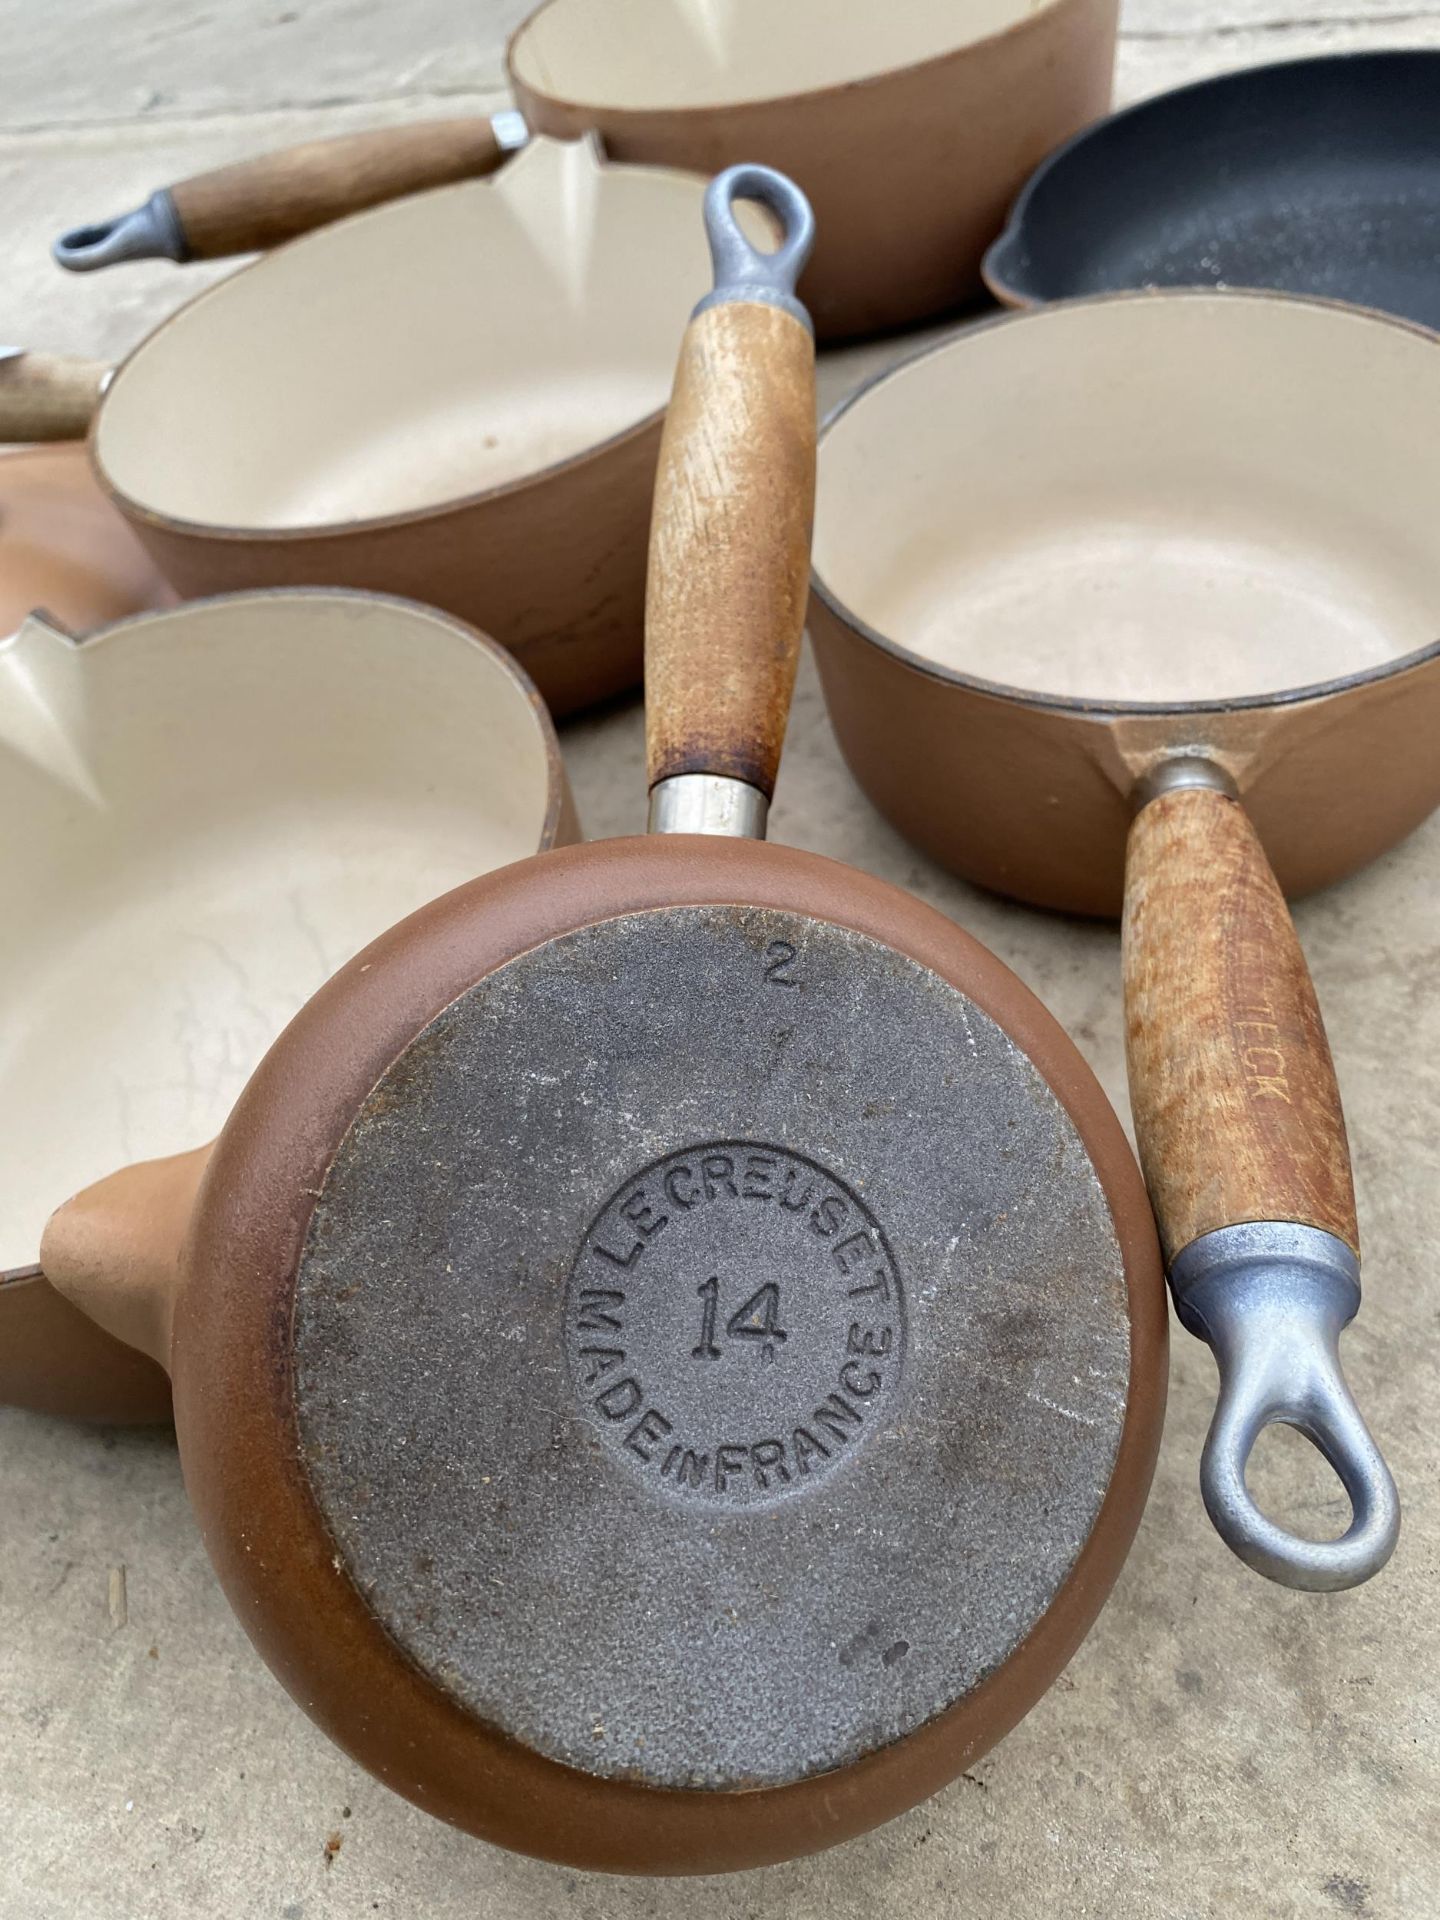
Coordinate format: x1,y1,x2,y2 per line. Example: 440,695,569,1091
507,0,1089,122
812,285,1440,719
39,583,570,841
87,158,690,542
981,46,1440,308
0,585,570,1287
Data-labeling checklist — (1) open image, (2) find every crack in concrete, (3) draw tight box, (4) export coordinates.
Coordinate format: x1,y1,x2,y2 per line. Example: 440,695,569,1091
0,81,509,142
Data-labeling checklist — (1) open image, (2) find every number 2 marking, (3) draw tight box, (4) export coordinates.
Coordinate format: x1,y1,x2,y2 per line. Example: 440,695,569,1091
764,940,799,987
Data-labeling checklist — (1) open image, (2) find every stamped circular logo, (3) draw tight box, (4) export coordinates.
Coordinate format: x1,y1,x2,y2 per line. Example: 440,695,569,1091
566,1142,905,1508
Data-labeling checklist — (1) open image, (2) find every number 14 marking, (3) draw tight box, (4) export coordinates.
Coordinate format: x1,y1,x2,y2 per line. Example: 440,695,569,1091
692,1276,788,1365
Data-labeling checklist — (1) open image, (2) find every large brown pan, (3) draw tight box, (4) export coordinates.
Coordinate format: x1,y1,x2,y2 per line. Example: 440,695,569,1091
0,590,573,1424
27,169,1164,1873
3,138,718,715
52,0,1118,340
810,290,1440,1592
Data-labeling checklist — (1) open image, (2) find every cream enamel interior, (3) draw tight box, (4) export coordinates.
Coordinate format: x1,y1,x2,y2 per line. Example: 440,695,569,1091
93,139,711,529
0,592,556,1272
511,0,1054,109
814,294,1440,706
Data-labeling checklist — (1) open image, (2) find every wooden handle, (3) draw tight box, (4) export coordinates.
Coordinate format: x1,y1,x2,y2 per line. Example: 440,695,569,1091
0,352,109,441
172,117,508,258
38,1143,214,1372
1123,785,1358,1264
644,300,815,796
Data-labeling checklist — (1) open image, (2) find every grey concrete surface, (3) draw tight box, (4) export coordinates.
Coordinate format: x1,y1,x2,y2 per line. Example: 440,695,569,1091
2,2,1438,1916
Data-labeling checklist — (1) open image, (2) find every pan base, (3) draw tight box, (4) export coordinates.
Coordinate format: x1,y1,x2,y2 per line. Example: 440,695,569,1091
1066,184,1440,335
881,500,1423,702
261,372,663,526
290,901,1132,1792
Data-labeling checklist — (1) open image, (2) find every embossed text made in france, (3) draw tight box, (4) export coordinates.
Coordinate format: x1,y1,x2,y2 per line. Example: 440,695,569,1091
566,1142,904,1508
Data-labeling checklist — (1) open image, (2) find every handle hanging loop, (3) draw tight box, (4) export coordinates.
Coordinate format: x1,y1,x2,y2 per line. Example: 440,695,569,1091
1171,1222,1400,1590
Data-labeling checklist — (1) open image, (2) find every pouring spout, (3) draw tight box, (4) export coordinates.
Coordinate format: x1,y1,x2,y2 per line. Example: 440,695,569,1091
53,189,188,272
39,1143,213,1373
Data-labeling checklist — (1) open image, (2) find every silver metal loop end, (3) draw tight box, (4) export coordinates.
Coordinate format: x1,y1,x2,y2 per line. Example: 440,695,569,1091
693,164,815,330
1171,1221,1400,1590
53,189,188,272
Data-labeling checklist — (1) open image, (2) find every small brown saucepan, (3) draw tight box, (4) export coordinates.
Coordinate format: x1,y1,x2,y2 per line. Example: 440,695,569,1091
0,589,573,1424
28,170,1165,1872
52,0,1119,340
3,137,719,715
810,290,1440,1590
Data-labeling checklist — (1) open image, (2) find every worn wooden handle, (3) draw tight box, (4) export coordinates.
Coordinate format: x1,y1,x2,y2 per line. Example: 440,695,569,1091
645,301,816,797
171,117,507,257
0,352,109,441
1123,785,1358,1264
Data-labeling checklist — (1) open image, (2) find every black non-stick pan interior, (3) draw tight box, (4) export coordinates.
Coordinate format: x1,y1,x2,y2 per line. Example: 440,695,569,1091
984,52,1440,330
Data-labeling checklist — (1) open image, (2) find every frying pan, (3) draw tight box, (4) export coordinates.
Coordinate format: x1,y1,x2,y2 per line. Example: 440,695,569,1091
52,0,1119,340
809,290,1440,1591
3,137,721,716
0,589,573,1426
983,51,1440,330
0,441,172,634
31,169,1165,1873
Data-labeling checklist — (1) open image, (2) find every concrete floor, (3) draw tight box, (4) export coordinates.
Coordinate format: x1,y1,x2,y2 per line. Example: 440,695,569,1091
2,3,1438,1915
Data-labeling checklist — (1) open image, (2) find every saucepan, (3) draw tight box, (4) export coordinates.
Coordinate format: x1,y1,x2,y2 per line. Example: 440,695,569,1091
810,290,1440,1591
0,589,573,1424
25,168,1165,1872
53,0,1120,339
4,137,718,714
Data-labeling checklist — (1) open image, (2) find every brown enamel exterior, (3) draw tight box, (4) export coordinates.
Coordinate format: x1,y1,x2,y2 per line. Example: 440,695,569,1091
514,0,1118,341
1123,788,1358,1265
808,584,1440,919
172,834,1164,1874
0,444,174,636
110,412,664,721
0,1268,172,1425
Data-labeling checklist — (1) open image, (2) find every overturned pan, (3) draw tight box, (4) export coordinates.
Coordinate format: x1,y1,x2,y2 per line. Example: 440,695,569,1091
4,138,717,714
53,0,1119,339
0,590,572,1424
26,169,1165,1871
810,290,1440,1591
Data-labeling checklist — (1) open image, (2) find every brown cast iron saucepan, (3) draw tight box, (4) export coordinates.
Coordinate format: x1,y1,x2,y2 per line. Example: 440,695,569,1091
3,138,723,715
810,290,1440,1590
52,0,1119,340
32,170,1165,1873
0,590,573,1424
